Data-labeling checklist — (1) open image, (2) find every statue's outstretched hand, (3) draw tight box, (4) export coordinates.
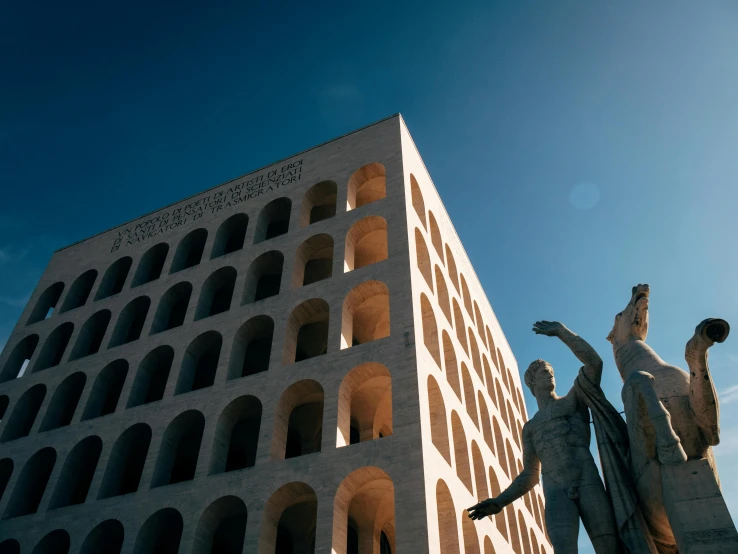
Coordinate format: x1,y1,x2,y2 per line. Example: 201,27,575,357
533,320,566,337
467,498,503,520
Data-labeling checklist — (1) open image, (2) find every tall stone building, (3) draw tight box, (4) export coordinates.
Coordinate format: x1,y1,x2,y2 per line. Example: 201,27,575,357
0,115,549,554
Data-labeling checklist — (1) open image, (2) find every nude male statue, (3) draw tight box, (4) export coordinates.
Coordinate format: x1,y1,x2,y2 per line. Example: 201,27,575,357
467,321,620,553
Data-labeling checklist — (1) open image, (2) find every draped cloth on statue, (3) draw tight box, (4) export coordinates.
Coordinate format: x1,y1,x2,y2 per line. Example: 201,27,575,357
574,369,659,554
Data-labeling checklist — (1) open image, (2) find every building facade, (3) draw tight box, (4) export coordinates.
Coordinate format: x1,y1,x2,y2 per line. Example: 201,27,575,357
0,115,549,554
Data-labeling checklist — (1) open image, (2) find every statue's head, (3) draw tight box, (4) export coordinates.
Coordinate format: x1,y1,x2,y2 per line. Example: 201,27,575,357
607,283,650,346
525,359,555,396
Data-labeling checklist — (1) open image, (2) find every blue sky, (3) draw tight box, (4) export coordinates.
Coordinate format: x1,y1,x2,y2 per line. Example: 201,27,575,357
1,1,737,551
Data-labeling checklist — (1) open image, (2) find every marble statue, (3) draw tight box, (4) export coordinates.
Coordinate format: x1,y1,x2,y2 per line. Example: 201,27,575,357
467,321,622,553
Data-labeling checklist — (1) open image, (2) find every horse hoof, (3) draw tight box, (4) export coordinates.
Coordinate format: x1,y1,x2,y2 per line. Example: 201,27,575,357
698,319,730,344
657,442,688,466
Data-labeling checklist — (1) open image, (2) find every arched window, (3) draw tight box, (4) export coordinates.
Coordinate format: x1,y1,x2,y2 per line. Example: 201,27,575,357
344,215,388,272
39,371,86,431
211,213,248,258
445,246,460,292
150,282,192,334
337,362,392,446
518,513,533,554
1,334,38,382
127,345,174,407
60,269,97,312
478,393,495,454
31,530,69,554
428,212,443,261
341,280,390,349
33,323,74,372
228,315,273,379
98,423,151,498
484,357,497,408
453,300,468,354
108,297,150,347
242,251,283,304
427,376,451,464
474,302,486,348
461,363,479,427
48,435,101,509
506,506,522,554
272,380,324,460
283,298,329,363
347,163,386,210
260,482,317,553
170,228,208,273
80,519,124,554
471,442,488,501
151,410,205,487
415,229,433,290
95,257,132,300
192,496,247,554
69,310,112,360
175,331,222,394
435,266,451,322
301,180,337,226
209,396,261,474
133,508,182,554
488,468,507,538
451,411,473,494
410,174,426,228
442,331,462,401
132,243,169,286
461,275,472,316
493,417,508,478
254,197,291,243
2,447,55,519
496,382,509,429
484,537,497,554
1,384,46,442
81,359,128,420
0,458,12,502
486,326,496,359
420,294,441,367
506,441,517,480
27,282,64,324
194,267,236,320
436,480,460,554
293,234,333,287
468,331,483,381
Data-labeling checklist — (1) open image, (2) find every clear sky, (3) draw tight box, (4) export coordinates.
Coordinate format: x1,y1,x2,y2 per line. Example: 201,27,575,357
2,2,737,552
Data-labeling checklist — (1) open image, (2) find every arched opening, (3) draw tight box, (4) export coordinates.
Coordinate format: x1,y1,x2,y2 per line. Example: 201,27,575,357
486,327,496,358
469,332,483,382
109,297,150,347
193,496,247,554
506,506,522,554
347,163,386,210
48,435,102,509
95,257,132,300
98,423,151,498
1,384,46,442
259,482,317,554
427,376,451,464
460,509,481,554
60,269,97,312
484,537,496,554
31,530,69,554
284,298,329,364
484,358,497,408
33,323,74,372
150,282,192,334
461,363,479,427
434,266,451,323
478,393,495,454
211,213,249,258
1,334,38,382
69,310,111,360
496,383,508,429
39,371,86,431
133,508,182,554
132,243,169,287
460,275,472,316
420,294,441,367
2,447,55,519
428,212,443,261
442,331,462,401
301,180,337,226
451,411,474,494
435,480,460,554
488,468,507,539
272,380,324,460
81,359,128,420
27,282,64,324
151,410,205,487
209,396,261,474
506,441,517,479
518,514,532,554
341,281,390,349
195,266,237,320
337,362,392,447
332,467,395,554
508,401,519,446
493,418,508,478
254,197,292,243
293,234,333,287
0,539,19,554
80,519,124,554
344,215,388,272
228,315,273,379
453,300,468,354
471,442,488,501
445,246,459,292
474,303,486,348
127,346,174,407
175,331,222,394
242,251,284,304
415,229,433,291
410,174,426,228
170,228,208,273
0,458,12,502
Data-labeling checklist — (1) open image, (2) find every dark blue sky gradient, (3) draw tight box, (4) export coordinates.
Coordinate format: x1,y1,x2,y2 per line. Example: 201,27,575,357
2,2,737,549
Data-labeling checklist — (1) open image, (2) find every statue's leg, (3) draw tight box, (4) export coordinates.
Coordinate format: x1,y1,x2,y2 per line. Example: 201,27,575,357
543,487,580,553
627,371,687,465
578,469,620,554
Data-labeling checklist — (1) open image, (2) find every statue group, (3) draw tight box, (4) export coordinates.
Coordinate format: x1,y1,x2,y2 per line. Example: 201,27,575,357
467,284,737,553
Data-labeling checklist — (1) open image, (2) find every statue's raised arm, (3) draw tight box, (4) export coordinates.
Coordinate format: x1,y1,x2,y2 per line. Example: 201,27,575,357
533,320,604,386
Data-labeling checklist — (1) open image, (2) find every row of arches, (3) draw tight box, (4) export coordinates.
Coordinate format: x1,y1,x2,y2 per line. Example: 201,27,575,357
24,163,387,327
0,466,396,554
2,274,391,386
